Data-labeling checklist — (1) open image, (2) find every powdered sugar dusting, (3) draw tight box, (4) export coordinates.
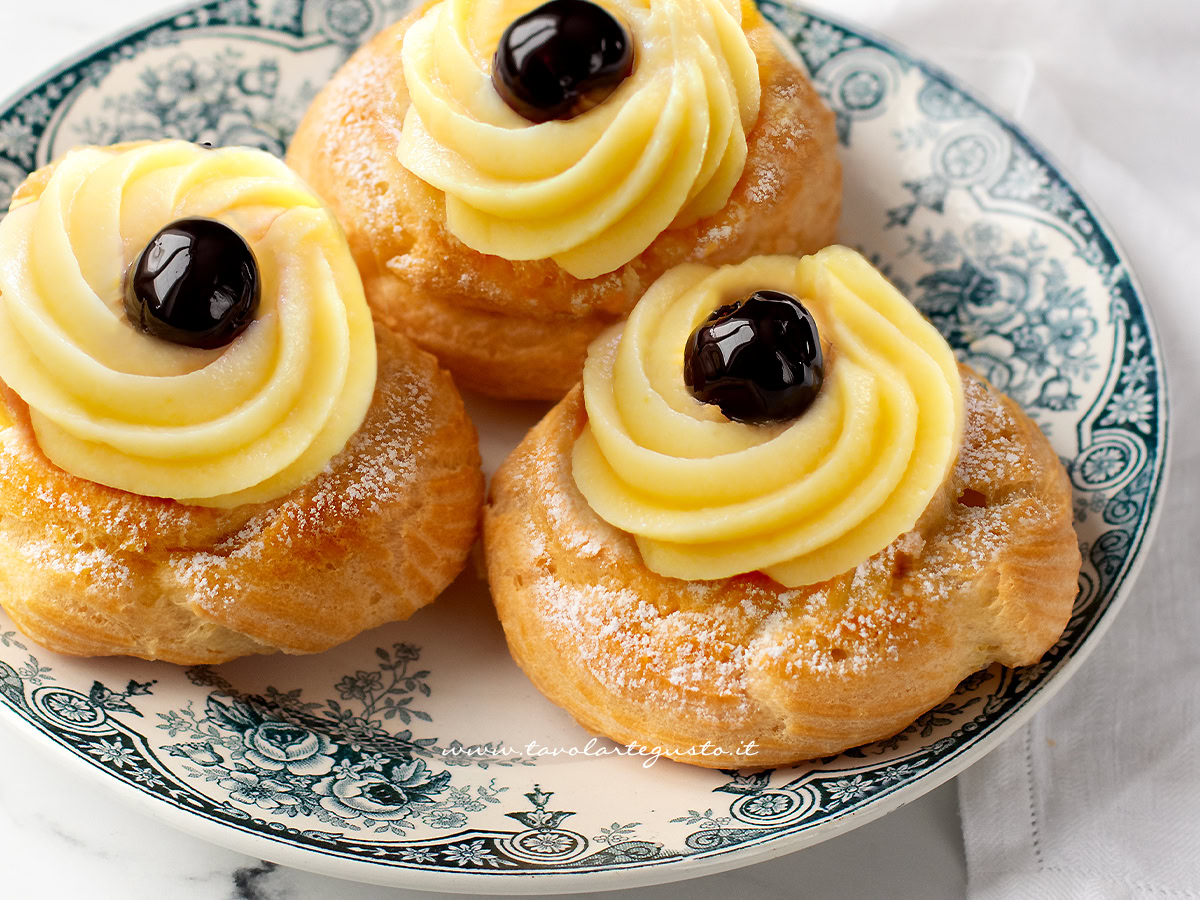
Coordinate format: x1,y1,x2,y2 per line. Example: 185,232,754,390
169,359,434,596
531,574,753,719
536,455,606,560
507,371,1056,714
0,426,206,554
18,538,131,591
745,162,781,206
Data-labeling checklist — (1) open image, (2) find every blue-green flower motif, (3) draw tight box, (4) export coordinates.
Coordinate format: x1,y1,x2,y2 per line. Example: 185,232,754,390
336,670,384,701
314,759,449,821
877,763,921,785
422,809,468,829
1043,304,1097,358
394,643,420,662
445,786,486,812
76,48,290,155
942,136,989,180
977,269,1031,326
1080,446,1127,483
840,71,884,111
267,0,302,29
128,765,165,787
827,775,872,803
797,20,844,67
44,692,95,723
917,261,990,316
359,751,389,772
238,721,336,775
326,0,373,37
1120,356,1154,388
997,151,1049,200
742,793,794,817
15,94,52,127
1101,384,1154,433
522,831,577,853
219,770,301,811
0,119,36,164
399,847,439,864
331,759,363,779
215,0,256,25
86,739,138,768
916,251,1030,329
442,839,504,867
1042,180,1075,215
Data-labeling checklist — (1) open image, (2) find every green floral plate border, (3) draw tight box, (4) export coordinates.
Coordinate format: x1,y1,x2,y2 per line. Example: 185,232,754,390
0,0,1168,893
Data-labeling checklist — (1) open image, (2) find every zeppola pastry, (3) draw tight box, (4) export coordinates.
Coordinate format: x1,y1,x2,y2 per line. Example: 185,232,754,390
289,0,841,399
0,141,483,664
485,247,1081,767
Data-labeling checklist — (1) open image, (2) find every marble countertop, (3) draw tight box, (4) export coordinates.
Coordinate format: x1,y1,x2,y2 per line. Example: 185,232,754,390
2,0,1146,896
0,709,965,898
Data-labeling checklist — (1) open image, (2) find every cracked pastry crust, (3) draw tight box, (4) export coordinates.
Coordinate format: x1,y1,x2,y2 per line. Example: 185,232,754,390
484,369,1080,767
0,326,484,664
286,8,841,400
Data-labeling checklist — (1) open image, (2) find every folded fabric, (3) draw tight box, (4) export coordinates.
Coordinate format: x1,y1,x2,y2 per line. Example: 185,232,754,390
801,0,1200,895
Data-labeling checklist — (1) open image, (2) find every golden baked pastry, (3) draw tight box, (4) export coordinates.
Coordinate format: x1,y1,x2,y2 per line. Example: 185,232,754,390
288,0,841,400
0,327,482,663
484,250,1080,767
0,142,484,663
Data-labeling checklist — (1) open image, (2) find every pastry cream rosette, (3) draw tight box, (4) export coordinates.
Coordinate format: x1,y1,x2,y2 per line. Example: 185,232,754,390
572,246,965,586
0,141,376,508
396,0,761,279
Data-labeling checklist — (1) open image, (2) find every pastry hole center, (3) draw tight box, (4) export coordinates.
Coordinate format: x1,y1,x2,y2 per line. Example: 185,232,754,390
957,488,987,508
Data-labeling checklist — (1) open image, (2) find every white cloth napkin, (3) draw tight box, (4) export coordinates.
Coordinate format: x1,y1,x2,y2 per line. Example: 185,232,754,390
799,0,1200,896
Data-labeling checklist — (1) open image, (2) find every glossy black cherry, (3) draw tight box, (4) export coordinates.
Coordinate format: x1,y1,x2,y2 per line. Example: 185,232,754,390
124,217,260,350
492,0,634,123
684,290,824,424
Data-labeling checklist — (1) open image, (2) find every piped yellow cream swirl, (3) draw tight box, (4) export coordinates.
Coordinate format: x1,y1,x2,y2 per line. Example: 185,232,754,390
573,247,965,586
0,141,376,508
396,0,761,279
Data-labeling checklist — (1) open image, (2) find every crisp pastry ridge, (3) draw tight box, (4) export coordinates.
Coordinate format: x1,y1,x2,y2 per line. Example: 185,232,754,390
485,375,1080,768
287,3,841,399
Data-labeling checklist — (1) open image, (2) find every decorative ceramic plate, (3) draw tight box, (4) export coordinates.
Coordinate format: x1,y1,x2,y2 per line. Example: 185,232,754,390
0,0,1168,893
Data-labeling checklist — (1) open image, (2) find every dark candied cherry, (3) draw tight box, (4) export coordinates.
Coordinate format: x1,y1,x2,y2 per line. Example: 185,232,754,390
492,0,634,123
684,290,825,424
124,217,260,350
